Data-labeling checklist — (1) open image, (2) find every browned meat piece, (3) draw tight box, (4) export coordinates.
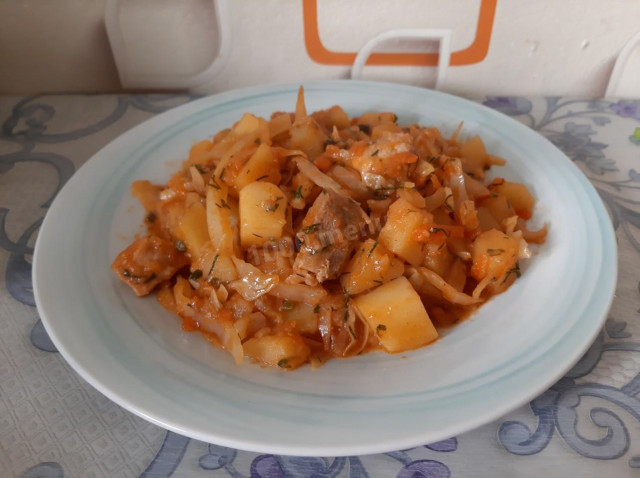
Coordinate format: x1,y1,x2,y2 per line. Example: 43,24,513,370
293,189,368,284
111,235,189,296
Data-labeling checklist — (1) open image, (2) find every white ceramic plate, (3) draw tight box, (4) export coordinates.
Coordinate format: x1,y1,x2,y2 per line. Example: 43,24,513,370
33,81,616,456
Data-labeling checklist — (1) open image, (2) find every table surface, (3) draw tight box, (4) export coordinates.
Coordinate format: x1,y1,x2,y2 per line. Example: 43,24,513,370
1,94,639,478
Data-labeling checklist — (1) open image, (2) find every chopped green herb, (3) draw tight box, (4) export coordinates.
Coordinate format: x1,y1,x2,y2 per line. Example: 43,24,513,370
175,240,187,253
266,197,283,213
487,248,505,256
314,305,321,314
513,263,522,277
144,273,157,284
373,280,383,285
368,241,378,257
122,269,140,279
219,168,226,180
502,262,522,284
216,199,232,210
373,185,406,198
348,325,357,339
371,149,379,157
392,114,398,123
324,139,337,148
281,300,294,311
429,227,450,237
445,193,454,202
189,269,203,281
252,233,263,238
301,223,321,235
207,254,219,277
255,174,269,181
491,192,499,198
294,185,304,200
373,186,402,199
208,178,221,190
311,242,333,255
145,212,157,223
466,171,476,178
358,124,371,135
376,324,387,332
277,358,292,369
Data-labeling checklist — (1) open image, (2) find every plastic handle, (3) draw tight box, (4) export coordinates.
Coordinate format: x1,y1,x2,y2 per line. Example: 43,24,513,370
605,30,640,98
350,29,452,90
104,0,231,90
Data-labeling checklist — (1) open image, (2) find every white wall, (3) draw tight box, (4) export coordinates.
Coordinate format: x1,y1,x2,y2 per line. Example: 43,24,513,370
0,0,638,97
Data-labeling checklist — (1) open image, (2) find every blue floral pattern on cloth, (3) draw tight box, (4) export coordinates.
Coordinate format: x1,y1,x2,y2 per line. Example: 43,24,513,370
2,94,640,477
609,100,640,121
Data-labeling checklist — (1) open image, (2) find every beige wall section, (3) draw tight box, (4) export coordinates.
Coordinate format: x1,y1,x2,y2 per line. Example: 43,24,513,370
0,0,119,94
0,0,638,97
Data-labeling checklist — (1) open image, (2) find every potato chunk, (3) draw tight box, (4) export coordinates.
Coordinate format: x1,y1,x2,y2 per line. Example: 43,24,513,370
235,144,281,190
282,302,319,335
288,118,327,160
239,182,287,248
378,198,428,266
354,276,438,353
489,179,535,219
340,239,404,295
470,229,520,281
178,202,210,260
243,334,310,369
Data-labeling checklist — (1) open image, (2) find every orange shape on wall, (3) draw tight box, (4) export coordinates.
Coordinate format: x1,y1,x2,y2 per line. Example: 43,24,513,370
303,0,497,66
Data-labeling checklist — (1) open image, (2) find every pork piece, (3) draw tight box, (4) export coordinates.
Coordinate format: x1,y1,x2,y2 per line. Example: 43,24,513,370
293,190,368,284
111,235,189,296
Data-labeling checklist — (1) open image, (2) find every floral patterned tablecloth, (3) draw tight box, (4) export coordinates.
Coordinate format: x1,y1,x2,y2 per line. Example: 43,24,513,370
1,94,640,478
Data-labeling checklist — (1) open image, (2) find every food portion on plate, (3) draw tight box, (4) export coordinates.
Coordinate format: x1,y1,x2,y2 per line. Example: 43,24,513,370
112,87,547,370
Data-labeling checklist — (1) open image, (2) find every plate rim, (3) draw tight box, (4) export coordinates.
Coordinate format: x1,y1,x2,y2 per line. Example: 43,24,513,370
33,80,617,456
